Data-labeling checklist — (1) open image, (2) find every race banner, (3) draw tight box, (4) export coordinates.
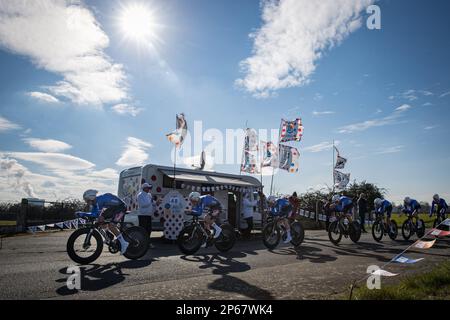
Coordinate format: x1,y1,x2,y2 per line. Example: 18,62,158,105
261,141,279,168
334,170,350,189
166,113,188,148
392,255,424,264
441,218,450,227
413,239,436,249
241,128,261,174
279,118,303,143
278,144,300,173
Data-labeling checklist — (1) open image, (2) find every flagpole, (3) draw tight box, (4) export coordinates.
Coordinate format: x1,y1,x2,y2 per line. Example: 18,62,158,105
270,119,283,196
173,116,178,189
332,139,335,194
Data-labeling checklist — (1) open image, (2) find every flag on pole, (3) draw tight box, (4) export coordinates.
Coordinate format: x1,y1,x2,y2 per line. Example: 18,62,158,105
371,269,398,277
279,118,303,143
261,141,279,168
334,170,350,189
278,144,300,173
413,239,436,249
334,146,347,169
429,228,450,237
241,128,261,174
166,113,188,148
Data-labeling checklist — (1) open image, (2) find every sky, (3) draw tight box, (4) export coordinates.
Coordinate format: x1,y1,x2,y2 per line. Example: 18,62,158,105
0,0,449,204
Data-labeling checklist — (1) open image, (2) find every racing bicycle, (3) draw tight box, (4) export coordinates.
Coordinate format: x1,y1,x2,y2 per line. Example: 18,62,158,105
328,212,361,245
371,212,398,242
262,214,305,249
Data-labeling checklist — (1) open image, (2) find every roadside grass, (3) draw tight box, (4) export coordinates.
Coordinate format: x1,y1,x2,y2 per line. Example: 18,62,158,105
390,213,435,229
351,261,450,300
0,220,16,226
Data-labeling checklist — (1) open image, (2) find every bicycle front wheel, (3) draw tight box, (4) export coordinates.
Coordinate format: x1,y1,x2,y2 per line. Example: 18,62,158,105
328,221,342,245
66,227,103,265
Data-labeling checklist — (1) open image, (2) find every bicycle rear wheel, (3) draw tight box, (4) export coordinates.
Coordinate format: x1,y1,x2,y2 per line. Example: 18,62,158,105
215,223,236,252
388,220,398,240
123,226,149,260
349,221,361,243
290,221,305,247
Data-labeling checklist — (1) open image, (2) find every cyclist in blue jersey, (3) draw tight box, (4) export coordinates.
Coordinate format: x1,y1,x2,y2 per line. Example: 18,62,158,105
402,197,421,216
80,190,129,254
374,198,393,227
430,194,448,219
331,195,354,218
188,192,223,241
267,196,293,243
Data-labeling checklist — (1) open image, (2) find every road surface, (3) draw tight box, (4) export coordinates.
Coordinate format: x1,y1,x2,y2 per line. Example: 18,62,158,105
0,229,448,300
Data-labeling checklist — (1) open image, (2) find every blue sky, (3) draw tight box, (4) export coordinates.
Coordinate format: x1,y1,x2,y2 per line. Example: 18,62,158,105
0,0,449,203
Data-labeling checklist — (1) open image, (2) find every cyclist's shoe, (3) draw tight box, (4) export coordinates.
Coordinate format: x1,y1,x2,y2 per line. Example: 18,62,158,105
201,241,207,248
283,234,292,244
212,224,222,239
120,241,129,255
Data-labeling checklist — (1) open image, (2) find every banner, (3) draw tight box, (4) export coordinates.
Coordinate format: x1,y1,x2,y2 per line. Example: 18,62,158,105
392,255,424,264
335,155,347,169
279,118,303,143
166,113,188,148
241,128,261,174
278,144,300,173
261,141,279,168
334,170,350,189
413,239,436,249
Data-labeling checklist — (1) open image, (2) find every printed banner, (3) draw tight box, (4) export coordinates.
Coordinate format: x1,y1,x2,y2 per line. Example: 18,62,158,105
261,141,279,168
166,113,188,148
278,144,300,173
413,239,436,249
441,218,450,227
392,255,424,264
335,155,347,169
334,170,350,189
241,128,261,174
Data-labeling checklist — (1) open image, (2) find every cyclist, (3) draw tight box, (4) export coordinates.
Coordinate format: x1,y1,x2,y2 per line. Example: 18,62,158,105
331,195,354,221
429,194,448,221
81,190,129,254
374,198,393,231
188,192,223,243
402,197,421,217
267,195,293,243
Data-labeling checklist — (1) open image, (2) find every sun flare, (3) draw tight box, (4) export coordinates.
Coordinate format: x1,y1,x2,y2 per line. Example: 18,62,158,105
119,4,158,44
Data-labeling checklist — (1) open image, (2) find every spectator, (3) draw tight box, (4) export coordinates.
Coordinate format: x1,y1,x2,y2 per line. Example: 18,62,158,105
288,192,301,220
242,192,258,239
137,183,156,248
357,193,368,233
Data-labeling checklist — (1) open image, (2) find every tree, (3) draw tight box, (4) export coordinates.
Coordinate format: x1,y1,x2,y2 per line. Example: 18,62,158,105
341,180,386,211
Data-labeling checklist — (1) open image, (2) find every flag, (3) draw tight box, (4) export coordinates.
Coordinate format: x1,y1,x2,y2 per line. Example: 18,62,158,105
413,239,436,249
334,146,347,169
166,113,188,148
261,141,279,168
371,269,398,277
334,170,350,189
392,255,424,264
429,228,450,237
278,144,300,173
279,118,303,143
241,128,261,174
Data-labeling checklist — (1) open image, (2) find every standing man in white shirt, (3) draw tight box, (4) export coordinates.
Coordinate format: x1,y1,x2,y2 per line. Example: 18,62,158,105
137,183,156,248
242,192,258,239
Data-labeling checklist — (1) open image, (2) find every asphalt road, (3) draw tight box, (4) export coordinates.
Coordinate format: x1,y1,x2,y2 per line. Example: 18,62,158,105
0,229,448,300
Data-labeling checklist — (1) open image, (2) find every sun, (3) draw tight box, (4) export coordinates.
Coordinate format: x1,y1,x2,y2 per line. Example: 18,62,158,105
119,3,158,44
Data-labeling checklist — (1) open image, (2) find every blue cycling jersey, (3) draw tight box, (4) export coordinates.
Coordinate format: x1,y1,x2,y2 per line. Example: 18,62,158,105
335,196,352,212
270,198,292,216
90,193,126,217
403,199,421,214
376,200,392,214
430,198,448,214
191,195,222,216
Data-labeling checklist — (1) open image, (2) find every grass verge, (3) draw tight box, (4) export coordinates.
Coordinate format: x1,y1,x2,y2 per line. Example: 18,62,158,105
351,261,450,300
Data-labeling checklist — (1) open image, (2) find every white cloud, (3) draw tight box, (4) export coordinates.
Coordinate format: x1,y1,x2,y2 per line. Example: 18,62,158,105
27,91,59,104
424,125,437,131
312,110,335,116
0,0,129,106
111,104,143,117
116,137,152,167
338,104,411,134
236,0,374,97
23,138,72,152
0,116,21,132
401,90,418,101
0,157,36,197
303,140,340,153
440,91,450,98
423,102,432,107
374,145,404,155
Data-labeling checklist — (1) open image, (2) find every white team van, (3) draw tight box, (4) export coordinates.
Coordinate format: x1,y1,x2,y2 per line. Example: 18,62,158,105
119,164,264,231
